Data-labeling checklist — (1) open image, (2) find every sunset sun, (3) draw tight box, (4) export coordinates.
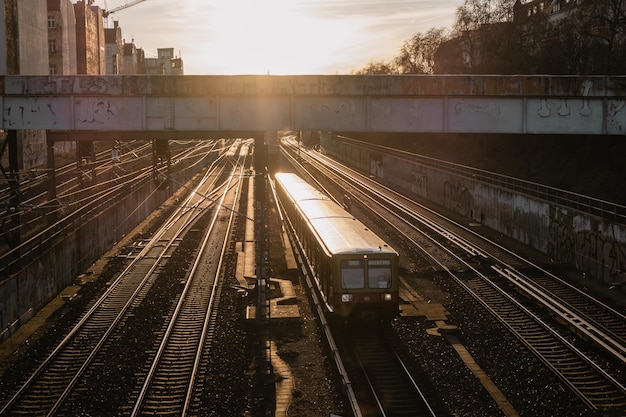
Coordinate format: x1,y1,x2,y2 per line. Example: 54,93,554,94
204,1,361,74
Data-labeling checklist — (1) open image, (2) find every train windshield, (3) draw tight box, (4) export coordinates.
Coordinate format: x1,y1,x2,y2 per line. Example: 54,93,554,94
341,259,365,289
368,259,392,289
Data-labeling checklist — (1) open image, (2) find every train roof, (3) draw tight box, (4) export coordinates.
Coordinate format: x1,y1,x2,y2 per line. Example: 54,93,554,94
275,173,397,256
278,177,330,203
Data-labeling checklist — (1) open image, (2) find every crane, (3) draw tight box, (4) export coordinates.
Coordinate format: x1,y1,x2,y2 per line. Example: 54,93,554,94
103,0,147,18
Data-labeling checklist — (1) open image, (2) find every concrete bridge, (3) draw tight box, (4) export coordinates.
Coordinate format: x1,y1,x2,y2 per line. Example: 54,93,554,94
2,74,626,140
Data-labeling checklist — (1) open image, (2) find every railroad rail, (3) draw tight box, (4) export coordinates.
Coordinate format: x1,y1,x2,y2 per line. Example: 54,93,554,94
272,169,438,417
0,139,222,277
0,141,158,235
334,135,626,224
0,140,248,416
130,143,248,416
341,327,437,417
282,138,626,412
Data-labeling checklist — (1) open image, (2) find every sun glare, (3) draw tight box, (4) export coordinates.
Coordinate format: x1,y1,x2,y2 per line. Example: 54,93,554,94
104,0,459,75
203,0,362,74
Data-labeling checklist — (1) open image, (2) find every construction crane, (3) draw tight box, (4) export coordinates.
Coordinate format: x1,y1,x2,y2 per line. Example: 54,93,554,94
103,0,147,17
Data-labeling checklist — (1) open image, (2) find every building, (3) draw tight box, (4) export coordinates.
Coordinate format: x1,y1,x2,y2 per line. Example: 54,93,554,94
74,0,105,74
513,0,580,22
435,0,590,73
1,0,49,75
122,40,145,74
47,0,78,75
47,0,78,160
145,47,184,75
104,20,123,74
0,0,50,171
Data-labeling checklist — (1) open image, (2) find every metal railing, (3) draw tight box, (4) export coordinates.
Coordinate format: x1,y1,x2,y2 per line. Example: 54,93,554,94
336,135,626,225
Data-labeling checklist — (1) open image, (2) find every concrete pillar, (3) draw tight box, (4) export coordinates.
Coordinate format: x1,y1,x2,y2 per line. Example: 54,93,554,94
46,136,57,225
7,130,21,249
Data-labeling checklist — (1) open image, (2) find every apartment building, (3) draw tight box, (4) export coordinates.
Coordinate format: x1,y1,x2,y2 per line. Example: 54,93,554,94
47,0,78,75
74,0,105,74
122,40,146,74
104,20,124,74
514,0,581,22
0,0,50,170
146,47,184,75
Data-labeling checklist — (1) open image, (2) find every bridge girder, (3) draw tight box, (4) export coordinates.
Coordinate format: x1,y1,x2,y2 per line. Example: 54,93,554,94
1,75,626,138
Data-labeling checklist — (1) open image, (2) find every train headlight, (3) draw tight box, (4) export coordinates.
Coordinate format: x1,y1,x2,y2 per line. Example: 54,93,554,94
382,293,392,302
341,294,353,302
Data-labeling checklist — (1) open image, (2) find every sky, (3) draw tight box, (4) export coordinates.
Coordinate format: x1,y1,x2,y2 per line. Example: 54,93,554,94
98,0,461,75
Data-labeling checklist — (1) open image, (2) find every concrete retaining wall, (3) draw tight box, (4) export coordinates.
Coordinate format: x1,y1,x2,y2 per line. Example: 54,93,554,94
0,151,212,340
321,135,626,289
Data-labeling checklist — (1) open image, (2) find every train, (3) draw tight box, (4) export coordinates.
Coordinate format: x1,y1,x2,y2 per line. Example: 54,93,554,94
274,172,400,321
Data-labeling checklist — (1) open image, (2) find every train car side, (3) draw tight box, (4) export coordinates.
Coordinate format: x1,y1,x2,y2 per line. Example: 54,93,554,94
274,173,399,321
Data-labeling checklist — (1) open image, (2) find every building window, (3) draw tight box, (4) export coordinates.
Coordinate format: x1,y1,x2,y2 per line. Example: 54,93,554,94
49,39,57,53
48,15,56,29
50,64,57,75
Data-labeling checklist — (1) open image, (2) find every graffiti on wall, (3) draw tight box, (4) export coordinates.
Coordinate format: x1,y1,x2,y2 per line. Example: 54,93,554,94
547,207,576,265
443,180,474,217
607,99,625,134
21,130,47,170
548,206,626,283
4,98,57,128
370,153,383,178
498,203,515,236
411,168,428,197
576,229,626,284
76,98,117,124
511,206,547,250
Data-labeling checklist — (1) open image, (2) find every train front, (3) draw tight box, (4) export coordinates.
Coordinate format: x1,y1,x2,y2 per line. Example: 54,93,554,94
330,249,400,321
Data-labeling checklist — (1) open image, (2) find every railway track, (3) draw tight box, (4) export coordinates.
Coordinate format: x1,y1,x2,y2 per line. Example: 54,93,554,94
273,169,438,417
0,140,250,416
282,138,626,412
339,326,437,417
1,140,151,243
0,139,221,277
131,145,246,416
462,271,625,409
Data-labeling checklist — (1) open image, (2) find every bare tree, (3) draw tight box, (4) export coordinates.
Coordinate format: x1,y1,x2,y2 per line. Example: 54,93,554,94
572,0,626,74
536,14,590,74
394,28,448,74
453,0,516,33
445,0,519,73
353,60,398,75
356,0,626,75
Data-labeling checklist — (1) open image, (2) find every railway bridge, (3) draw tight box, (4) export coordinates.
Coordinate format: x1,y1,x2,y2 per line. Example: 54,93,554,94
2,74,626,140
